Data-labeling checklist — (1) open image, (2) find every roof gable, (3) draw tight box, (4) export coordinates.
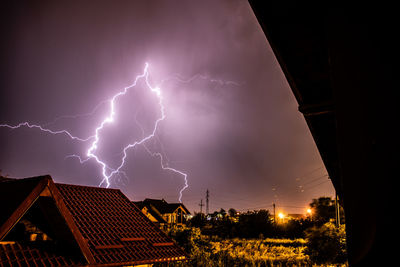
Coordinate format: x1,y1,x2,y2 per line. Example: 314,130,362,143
134,201,167,223
168,203,191,214
0,176,48,233
141,198,190,215
0,176,95,265
1,175,186,266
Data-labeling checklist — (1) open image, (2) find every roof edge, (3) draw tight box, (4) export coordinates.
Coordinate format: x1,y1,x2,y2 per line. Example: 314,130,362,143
0,175,51,240
0,175,96,265
47,180,96,264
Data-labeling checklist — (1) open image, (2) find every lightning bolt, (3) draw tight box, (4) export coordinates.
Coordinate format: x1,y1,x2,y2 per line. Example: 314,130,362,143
42,99,108,127
135,111,188,201
0,122,94,142
0,63,189,202
1,63,241,202
160,73,242,88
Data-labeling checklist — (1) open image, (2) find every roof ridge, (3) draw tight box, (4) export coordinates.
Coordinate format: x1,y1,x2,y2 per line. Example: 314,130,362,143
55,182,121,191
0,175,95,265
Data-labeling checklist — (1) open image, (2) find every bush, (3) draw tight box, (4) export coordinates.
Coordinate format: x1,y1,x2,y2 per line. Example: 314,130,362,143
305,222,347,264
166,227,204,254
159,228,311,267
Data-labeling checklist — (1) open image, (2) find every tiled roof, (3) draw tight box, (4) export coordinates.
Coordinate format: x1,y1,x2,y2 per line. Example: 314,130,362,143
133,201,167,224
56,183,186,265
0,176,187,266
141,198,190,215
0,242,80,267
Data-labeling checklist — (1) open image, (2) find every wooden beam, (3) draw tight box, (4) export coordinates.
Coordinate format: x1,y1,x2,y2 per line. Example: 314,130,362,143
0,176,50,240
298,101,335,116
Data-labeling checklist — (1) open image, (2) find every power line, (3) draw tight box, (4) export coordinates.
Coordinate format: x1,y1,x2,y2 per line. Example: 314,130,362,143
295,166,324,181
302,179,331,191
300,174,329,186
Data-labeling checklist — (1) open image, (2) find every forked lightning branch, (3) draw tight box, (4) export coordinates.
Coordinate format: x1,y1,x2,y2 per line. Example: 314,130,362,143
0,63,189,202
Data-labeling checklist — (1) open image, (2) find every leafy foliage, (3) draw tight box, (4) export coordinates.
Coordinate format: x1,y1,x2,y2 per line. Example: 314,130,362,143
161,228,311,266
188,213,206,228
161,197,347,266
274,218,314,239
305,222,347,264
236,210,274,238
191,209,313,239
160,223,347,266
309,197,345,225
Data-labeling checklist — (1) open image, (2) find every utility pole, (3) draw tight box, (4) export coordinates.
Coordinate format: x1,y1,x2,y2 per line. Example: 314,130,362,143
206,189,209,215
273,203,276,224
199,199,204,214
335,192,341,227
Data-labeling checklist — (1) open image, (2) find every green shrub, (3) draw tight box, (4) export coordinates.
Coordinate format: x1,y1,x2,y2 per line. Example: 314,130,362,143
159,226,347,266
305,222,347,264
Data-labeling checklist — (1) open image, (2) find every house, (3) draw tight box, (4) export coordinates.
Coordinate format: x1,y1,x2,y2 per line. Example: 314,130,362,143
134,199,190,230
132,201,167,228
0,175,186,266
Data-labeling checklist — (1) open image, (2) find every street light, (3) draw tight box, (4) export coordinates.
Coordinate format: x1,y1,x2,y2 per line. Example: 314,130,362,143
306,208,312,220
278,212,285,223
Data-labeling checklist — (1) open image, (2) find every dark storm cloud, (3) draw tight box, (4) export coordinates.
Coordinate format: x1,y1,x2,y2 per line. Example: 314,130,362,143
0,0,334,213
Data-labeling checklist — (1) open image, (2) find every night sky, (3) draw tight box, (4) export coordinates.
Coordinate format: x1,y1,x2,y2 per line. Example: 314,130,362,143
0,0,334,214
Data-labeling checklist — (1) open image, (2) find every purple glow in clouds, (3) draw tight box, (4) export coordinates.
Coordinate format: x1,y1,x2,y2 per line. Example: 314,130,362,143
0,63,189,202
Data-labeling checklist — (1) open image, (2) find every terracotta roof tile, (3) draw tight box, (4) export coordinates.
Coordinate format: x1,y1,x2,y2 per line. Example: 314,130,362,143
55,183,186,265
0,242,82,266
0,176,187,266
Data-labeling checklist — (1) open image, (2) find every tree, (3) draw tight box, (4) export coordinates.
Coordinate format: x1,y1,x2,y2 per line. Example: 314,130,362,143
305,222,347,264
219,208,226,217
309,197,336,224
237,210,273,238
228,208,237,217
275,218,314,238
189,213,206,228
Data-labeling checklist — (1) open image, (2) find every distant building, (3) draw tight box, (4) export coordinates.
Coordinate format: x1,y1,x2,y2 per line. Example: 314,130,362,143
134,199,190,230
133,200,168,228
0,176,186,266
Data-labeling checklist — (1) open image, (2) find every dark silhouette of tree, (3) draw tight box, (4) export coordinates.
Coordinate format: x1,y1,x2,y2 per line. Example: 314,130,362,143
309,197,336,225
274,218,314,238
219,208,226,217
237,210,273,238
188,213,206,228
305,222,347,264
228,208,237,217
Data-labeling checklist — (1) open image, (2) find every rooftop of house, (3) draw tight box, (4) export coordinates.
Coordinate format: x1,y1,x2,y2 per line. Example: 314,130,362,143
132,201,167,224
0,175,186,266
136,198,190,215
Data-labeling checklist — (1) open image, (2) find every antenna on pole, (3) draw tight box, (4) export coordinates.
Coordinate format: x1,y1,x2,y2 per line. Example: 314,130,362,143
206,189,209,215
199,199,204,214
